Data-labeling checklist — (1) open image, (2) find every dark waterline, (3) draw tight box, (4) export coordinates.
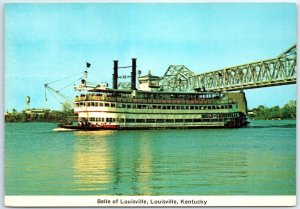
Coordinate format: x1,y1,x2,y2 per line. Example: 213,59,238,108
5,120,296,195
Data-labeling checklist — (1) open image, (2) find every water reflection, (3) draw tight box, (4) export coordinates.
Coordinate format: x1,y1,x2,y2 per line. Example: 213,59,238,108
137,139,153,195
73,131,113,192
5,122,295,195
72,130,252,195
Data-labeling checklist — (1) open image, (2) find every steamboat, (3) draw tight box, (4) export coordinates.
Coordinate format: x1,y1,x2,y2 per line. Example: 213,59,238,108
61,58,249,130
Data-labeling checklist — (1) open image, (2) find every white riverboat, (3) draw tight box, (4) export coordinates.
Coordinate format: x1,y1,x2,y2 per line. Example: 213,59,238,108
67,58,249,130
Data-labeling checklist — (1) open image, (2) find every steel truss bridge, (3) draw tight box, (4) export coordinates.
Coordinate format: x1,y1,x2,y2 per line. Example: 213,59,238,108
160,44,296,92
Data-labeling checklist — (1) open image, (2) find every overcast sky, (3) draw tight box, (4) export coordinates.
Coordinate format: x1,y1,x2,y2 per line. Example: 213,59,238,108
5,3,296,111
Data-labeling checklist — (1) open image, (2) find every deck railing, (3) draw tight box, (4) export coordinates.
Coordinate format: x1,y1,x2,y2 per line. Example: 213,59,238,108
74,95,236,105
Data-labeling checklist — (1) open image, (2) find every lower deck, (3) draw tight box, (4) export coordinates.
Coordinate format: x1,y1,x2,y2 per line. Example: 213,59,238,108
77,112,247,129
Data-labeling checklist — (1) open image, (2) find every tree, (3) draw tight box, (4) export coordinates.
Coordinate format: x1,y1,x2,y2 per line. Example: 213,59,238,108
62,102,72,113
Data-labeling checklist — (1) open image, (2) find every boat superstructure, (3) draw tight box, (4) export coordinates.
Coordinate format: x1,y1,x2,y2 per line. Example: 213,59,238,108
71,58,248,130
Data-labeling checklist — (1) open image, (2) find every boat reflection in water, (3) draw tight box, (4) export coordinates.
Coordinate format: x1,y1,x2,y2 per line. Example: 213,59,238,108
73,131,113,192
4,122,295,196
72,131,154,195
71,130,256,195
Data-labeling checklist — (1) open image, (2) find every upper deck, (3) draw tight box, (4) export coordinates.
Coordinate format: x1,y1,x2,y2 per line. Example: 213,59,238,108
74,88,235,105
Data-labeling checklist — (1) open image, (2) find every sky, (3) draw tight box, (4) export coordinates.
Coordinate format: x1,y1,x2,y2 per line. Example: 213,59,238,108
4,3,297,111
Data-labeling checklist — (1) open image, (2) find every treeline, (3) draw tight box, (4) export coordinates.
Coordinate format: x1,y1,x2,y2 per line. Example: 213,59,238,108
5,102,75,123
5,109,75,123
249,100,296,120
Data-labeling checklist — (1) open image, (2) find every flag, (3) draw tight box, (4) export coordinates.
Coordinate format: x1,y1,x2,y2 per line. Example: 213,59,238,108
86,62,91,68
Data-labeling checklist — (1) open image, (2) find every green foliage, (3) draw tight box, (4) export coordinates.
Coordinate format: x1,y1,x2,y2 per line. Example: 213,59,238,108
250,100,296,120
5,109,75,123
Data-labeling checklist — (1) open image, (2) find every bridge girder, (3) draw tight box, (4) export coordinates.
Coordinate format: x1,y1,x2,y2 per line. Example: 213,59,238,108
160,44,296,92
160,65,196,91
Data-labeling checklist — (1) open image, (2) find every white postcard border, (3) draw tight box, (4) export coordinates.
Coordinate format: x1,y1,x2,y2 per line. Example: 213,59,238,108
4,195,296,207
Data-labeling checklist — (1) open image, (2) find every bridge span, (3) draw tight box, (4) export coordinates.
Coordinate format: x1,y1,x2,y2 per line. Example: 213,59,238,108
160,44,296,92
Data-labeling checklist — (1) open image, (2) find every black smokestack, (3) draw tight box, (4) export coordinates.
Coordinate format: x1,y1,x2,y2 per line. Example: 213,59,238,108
113,60,118,89
131,58,137,90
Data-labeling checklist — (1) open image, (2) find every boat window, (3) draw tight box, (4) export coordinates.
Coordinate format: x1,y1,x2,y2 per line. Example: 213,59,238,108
229,105,233,109
156,119,165,123
127,104,131,108
132,104,136,109
171,106,176,110
167,106,171,110
185,119,193,122
122,104,126,108
157,106,161,109
99,102,103,107
212,106,216,109
166,119,174,123
137,105,142,109
105,103,110,107
202,114,208,118
136,119,145,123
111,103,116,108
106,118,113,123
126,118,135,123
208,106,211,110
175,119,184,123
142,105,147,109
146,119,155,123
190,106,194,110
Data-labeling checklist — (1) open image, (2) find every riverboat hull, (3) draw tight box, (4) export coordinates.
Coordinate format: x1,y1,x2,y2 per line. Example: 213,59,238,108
54,120,249,131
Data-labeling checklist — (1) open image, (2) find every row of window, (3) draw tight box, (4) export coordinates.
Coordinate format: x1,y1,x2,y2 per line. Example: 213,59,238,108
75,102,234,110
79,113,239,123
80,118,228,123
77,92,221,100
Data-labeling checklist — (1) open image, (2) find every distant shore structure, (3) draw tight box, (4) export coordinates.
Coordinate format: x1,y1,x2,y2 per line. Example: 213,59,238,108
25,96,30,110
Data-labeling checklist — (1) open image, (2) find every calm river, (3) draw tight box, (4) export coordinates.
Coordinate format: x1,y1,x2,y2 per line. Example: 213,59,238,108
5,120,296,195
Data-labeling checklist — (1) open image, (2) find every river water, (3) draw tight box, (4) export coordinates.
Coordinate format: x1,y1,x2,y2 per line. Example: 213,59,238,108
5,120,296,195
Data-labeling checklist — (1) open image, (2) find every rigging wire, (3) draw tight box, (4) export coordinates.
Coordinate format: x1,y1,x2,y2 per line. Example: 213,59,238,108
57,77,82,92
44,73,83,106
45,71,85,85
